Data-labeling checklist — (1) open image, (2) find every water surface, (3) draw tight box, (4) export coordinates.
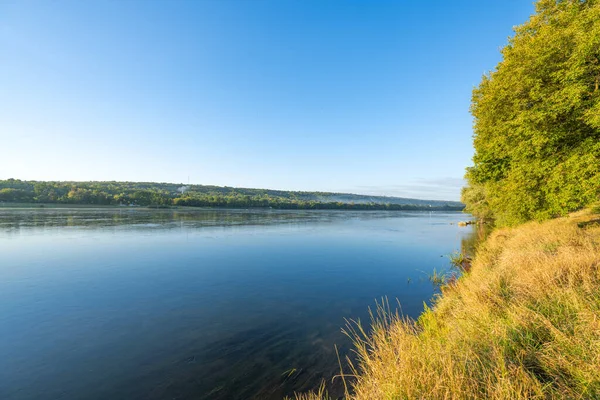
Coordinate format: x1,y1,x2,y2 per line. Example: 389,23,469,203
0,208,474,399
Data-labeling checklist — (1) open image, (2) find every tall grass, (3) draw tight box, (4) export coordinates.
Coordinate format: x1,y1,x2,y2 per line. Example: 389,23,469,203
289,208,600,400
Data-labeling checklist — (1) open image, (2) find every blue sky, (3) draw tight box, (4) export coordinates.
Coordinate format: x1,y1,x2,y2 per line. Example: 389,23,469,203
0,0,534,200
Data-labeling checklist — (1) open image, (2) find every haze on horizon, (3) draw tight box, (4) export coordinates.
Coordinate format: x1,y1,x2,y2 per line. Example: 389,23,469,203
0,0,534,201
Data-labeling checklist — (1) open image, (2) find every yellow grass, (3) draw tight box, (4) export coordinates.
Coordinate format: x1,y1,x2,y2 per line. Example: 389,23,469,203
289,208,600,400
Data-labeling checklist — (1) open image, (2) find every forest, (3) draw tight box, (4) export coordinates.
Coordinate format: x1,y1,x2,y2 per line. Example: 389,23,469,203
462,0,600,226
0,179,464,211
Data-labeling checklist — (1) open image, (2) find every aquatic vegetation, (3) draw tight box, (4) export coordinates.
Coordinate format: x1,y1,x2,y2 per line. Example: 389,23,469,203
448,250,469,270
428,268,450,287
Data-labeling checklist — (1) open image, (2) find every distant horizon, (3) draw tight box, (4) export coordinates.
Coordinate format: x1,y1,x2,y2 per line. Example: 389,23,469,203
0,176,464,203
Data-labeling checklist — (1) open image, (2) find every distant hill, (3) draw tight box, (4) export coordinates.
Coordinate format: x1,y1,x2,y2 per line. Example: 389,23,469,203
299,193,461,207
169,183,462,207
0,179,464,210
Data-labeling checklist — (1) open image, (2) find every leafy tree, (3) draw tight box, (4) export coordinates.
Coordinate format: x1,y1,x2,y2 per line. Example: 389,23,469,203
0,188,33,202
463,0,600,225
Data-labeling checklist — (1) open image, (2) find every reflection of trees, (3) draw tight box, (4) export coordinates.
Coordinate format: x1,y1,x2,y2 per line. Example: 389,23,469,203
0,209,355,232
0,209,466,234
460,223,493,258
0,209,315,232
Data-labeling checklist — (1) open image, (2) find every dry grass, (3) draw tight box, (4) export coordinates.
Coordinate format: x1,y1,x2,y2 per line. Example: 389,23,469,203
284,381,328,400
290,208,600,400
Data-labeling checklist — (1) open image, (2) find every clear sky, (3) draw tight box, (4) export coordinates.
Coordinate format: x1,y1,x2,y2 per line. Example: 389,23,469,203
0,0,534,200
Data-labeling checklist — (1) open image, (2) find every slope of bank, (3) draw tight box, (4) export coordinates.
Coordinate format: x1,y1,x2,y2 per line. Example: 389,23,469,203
294,207,600,399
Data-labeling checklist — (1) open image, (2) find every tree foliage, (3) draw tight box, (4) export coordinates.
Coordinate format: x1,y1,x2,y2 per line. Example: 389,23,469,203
463,0,600,226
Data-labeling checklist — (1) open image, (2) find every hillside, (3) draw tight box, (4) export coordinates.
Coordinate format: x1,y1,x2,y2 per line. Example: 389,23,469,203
0,179,463,210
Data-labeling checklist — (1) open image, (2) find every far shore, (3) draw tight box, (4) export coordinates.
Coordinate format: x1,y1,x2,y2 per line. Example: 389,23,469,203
0,202,465,212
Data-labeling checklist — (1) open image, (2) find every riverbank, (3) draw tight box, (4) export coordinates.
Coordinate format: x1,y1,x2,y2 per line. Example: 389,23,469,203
293,207,600,399
0,202,463,212
0,179,464,211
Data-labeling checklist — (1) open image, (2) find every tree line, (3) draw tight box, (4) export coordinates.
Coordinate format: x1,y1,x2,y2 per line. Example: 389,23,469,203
0,179,464,211
462,0,600,226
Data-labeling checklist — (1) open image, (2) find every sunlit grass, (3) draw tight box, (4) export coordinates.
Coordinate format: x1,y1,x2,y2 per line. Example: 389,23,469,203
291,208,600,399
284,381,329,400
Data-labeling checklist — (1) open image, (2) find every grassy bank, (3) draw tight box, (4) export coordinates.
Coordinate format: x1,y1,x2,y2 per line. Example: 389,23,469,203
293,208,600,399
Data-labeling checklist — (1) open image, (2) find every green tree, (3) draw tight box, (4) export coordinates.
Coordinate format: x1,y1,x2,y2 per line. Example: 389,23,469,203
463,0,600,225
0,188,33,202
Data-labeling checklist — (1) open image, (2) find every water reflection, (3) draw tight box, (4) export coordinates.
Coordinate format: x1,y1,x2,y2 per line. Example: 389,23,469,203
460,222,492,257
0,208,430,232
0,208,476,399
